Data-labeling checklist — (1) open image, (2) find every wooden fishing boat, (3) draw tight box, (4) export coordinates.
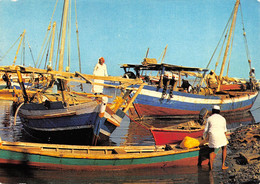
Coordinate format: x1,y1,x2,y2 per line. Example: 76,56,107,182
121,0,259,120
131,108,255,147
0,64,143,145
0,139,219,170
127,108,208,145
150,120,204,145
0,72,32,101
0,0,144,145
123,64,258,120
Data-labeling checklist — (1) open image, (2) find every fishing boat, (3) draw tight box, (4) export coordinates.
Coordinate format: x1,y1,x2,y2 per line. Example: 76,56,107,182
0,73,32,101
121,0,258,120
150,121,204,145
0,0,144,145
0,139,219,170
0,64,143,146
150,109,256,145
127,108,208,145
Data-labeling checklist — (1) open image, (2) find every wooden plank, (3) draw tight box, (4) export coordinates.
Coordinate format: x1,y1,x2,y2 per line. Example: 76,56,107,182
123,83,144,113
113,148,127,154
239,152,260,164
0,65,144,84
19,111,76,119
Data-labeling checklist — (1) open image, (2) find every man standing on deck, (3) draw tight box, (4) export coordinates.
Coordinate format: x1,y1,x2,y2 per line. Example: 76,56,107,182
92,57,108,94
207,70,218,88
203,105,229,170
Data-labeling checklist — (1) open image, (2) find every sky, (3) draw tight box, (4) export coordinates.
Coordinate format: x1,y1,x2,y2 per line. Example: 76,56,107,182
0,0,260,79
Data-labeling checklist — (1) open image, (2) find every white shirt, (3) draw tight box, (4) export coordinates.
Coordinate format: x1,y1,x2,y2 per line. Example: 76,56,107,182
92,62,108,93
204,113,228,148
93,63,108,77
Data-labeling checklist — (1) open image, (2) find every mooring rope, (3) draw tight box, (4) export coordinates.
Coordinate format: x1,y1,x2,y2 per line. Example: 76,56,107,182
13,102,24,126
250,106,260,112
125,113,151,131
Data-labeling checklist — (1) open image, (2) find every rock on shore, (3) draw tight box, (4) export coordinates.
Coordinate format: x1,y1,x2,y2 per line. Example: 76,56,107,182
221,124,260,184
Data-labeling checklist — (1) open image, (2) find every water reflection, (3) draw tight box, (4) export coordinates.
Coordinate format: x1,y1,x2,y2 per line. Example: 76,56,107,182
124,120,155,146
226,111,255,131
0,100,23,142
0,92,259,183
0,101,11,127
0,164,220,184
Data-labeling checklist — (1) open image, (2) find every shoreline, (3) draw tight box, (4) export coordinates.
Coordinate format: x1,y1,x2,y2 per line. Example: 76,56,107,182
220,123,260,183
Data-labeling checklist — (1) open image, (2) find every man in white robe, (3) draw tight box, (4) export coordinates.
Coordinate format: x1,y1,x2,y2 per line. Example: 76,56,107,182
203,105,228,170
92,57,108,94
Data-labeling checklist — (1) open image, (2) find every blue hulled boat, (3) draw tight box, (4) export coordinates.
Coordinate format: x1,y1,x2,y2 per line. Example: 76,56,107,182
121,0,259,120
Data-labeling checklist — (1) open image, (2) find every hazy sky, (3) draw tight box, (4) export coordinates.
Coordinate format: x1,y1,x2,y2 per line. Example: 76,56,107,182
0,0,260,79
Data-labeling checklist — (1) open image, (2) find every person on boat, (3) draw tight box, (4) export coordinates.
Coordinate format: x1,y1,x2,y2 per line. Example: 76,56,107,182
161,71,178,98
92,57,108,94
181,79,192,93
203,105,228,170
207,70,218,88
249,67,256,91
2,73,11,89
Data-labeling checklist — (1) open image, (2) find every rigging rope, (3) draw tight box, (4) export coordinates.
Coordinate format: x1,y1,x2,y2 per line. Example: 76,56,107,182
1,32,35,67
35,0,59,68
197,6,235,89
37,28,53,68
55,0,65,71
43,43,51,70
214,27,229,72
239,2,252,70
25,37,36,67
226,17,237,77
157,49,164,65
205,7,235,69
0,35,21,62
75,0,82,73
35,27,51,67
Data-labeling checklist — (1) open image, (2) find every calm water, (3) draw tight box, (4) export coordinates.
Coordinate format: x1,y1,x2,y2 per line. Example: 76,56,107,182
0,88,259,183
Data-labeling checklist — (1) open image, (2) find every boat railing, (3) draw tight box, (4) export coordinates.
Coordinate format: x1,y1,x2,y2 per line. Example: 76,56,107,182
1,140,172,156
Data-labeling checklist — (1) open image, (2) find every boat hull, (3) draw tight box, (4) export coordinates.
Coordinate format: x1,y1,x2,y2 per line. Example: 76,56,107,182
131,85,259,119
0,141,219,170
21,124,95,144
150,128,204,145
18,101,121,144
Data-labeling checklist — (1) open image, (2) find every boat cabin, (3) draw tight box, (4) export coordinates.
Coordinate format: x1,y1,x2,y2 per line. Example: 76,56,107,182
121,62,208,94
121,61,257,97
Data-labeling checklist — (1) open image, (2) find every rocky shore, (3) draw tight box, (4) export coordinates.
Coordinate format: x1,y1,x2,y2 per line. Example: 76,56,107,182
220,124,260,184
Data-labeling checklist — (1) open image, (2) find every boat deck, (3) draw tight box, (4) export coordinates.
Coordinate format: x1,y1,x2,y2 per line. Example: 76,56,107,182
0,140,200,159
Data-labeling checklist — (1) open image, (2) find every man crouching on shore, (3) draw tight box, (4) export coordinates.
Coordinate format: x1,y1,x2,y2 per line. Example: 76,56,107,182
203,105,229,170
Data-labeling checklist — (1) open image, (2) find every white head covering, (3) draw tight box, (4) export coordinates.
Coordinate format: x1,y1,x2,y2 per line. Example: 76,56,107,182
213,105,220,110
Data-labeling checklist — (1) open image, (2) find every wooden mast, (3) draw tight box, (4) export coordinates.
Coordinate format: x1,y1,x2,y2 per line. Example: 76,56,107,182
58,0,69,105
217,0,240,91
48,22,56,70
13,30,26,65
58,0,69,72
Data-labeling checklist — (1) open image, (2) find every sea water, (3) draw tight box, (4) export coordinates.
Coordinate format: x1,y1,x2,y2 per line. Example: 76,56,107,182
0,88,259,183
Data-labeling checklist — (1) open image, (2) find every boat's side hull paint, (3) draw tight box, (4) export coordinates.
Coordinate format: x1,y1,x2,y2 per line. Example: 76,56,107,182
151,129,204,145
132,85,258,118
19,101,121,143
0,147,217,170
